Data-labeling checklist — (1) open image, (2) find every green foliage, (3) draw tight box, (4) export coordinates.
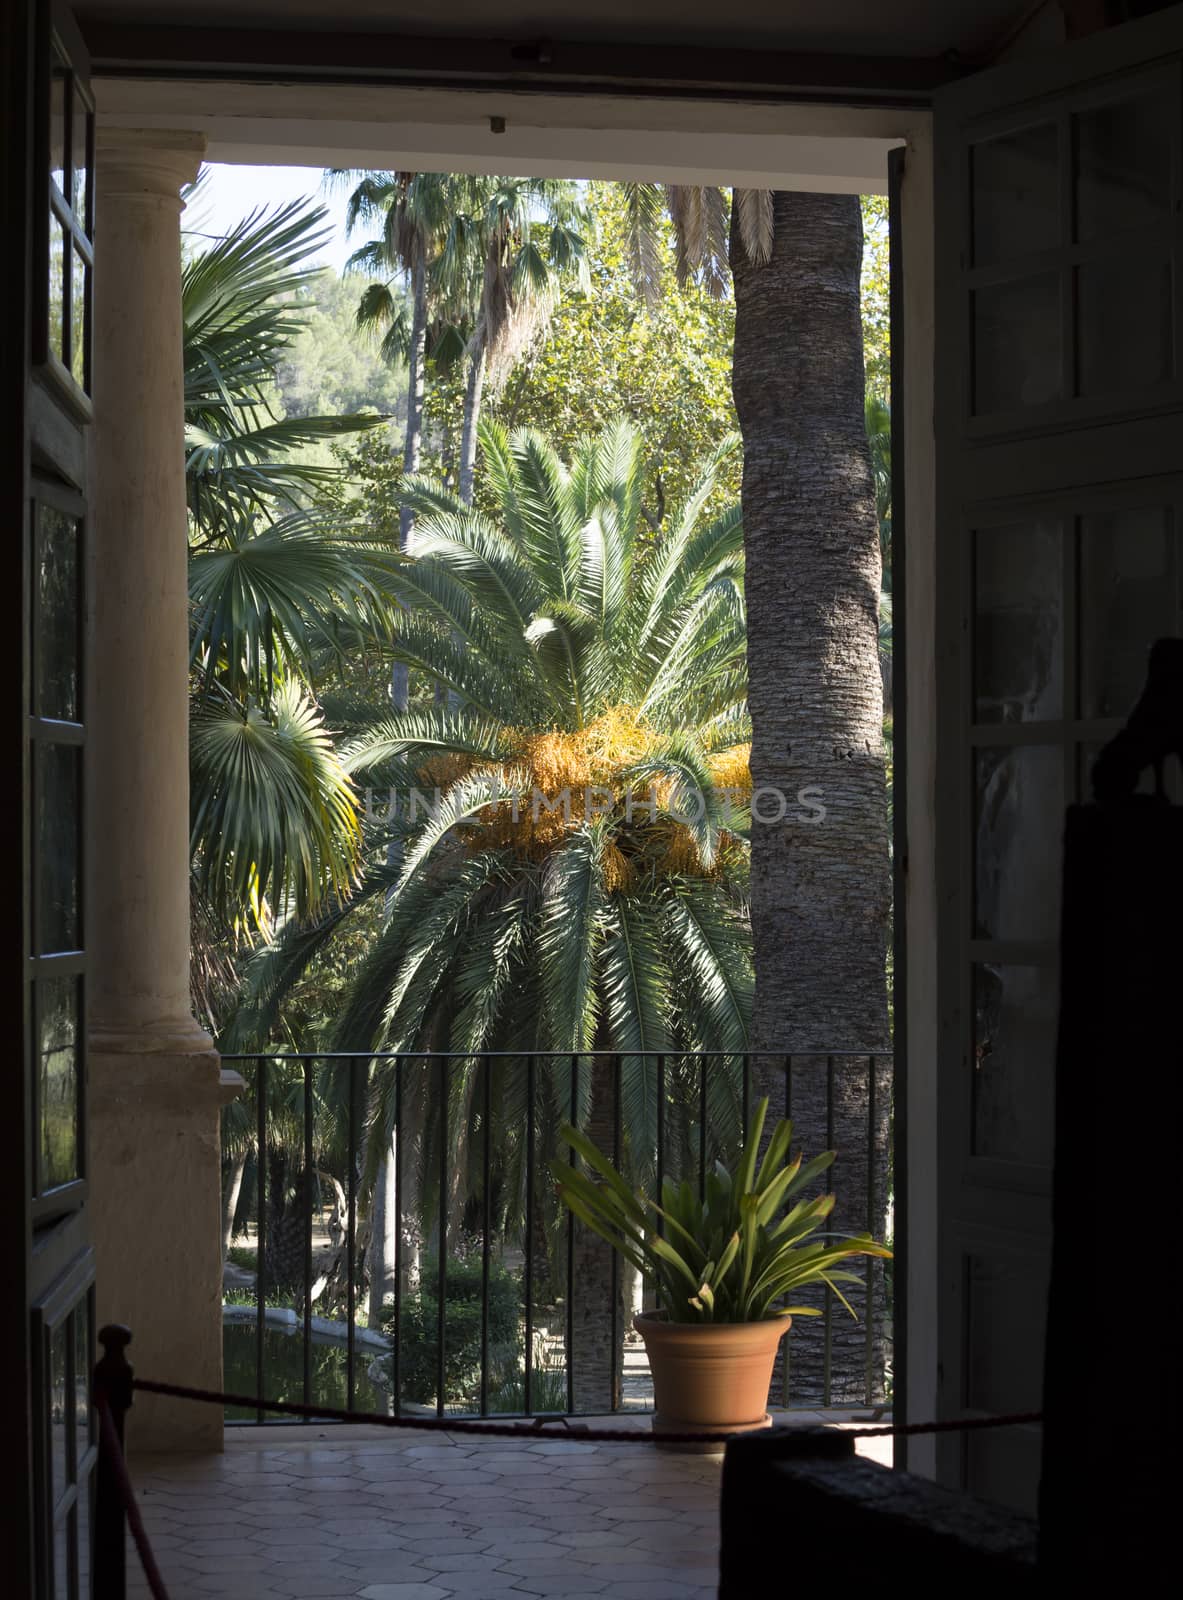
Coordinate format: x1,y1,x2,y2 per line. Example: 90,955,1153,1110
552,1097,891,1324
860,196,891,404
472,182,740,524
275,270,409,420
182,198,386,533
383,1257,521,1407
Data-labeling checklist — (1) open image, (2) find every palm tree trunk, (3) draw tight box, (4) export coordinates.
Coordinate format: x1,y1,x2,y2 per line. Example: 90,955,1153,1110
364,1070,425,1336
221,1147,248,1263
400,248,427,545
458,328,487,507
731,191,892,1404
569,1048,625,1414
390,246,427,722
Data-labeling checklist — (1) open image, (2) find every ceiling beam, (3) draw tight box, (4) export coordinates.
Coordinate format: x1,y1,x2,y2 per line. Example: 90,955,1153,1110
80,24,971,106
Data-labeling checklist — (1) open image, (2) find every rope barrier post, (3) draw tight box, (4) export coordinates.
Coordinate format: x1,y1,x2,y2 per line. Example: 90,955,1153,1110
93,1324,134,1600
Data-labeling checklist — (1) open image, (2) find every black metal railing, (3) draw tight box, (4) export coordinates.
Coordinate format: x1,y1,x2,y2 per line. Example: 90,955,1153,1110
219,1050,891,1424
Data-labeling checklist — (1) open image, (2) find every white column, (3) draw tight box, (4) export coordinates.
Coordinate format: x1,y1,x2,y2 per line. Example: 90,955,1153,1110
88,128,237,1452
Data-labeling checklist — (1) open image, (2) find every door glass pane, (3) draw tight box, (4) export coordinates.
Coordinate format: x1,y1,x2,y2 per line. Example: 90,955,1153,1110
50,1321,69,1506
76,1478,91,1600
1077,256,1173,398
1080,508,1176,720
53,1523,68,1600
70,82,90,230
1075,93,1173,241
972,963,1057,1164
975,746,1064,941
49,55,66,194
37,742,81,953
40,976,80,1191
973,275,1061,413
964,1250,1048,1510
38,503,80,721
972,123,1059,266
974,520,1063,723
68,251,88,391
74,1302,92,1458
49,215,67,366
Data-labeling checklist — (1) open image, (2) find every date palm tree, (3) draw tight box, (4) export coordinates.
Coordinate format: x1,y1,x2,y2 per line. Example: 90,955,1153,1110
621,183,891,1401
230,419,754,1405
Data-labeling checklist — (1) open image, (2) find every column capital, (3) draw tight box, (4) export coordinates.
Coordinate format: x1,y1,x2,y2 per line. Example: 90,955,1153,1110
96,127,206,201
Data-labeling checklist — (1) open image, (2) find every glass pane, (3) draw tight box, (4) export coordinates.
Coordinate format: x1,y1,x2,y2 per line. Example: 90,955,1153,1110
974,521,1063,723
50,1321,69,1507
74,1301,93,1460
40,976,80,1191
1077,256,1172,398
1075,93,1173,241
49,214,67,366
972,274,1061,413
972,124,1059,266
1080,508,1176,720
972,963,1057,1164
53,1522,68,1600
37,742,81,953
76,1475,92,1600
965,1250,1049,1410
50,56,66,194
70,82,90,230
975,746,1064,941
68,249,88,391
38,503,80,721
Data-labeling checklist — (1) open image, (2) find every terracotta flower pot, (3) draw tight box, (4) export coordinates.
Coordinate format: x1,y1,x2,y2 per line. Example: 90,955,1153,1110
634,1310,790,1443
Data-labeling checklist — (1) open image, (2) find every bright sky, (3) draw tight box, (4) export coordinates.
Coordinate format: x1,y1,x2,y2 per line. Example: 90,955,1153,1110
184,164,364,273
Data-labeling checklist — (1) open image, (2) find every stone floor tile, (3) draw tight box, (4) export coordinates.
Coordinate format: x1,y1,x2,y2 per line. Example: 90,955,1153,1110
268,1574,374,1597
357,1585,452,1599
509,1577,608,1597
604,1585,705,1600
432,1573,519,1595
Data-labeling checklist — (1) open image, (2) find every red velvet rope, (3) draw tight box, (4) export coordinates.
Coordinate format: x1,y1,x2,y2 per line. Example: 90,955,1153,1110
132,1376,1042,1444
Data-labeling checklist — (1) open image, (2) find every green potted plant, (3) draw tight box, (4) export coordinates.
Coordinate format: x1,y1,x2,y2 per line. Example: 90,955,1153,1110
551,1096,891,1438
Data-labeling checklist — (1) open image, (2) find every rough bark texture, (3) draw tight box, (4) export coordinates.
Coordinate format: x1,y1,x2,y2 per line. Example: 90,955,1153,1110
731,192,892,1402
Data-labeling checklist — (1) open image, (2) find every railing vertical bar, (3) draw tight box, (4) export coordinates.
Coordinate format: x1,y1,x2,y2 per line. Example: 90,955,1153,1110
393,1056,403,1417
655,1053,665,1243
866,1054,877,1407
256,1056,267,1425
524,1054,537,1414
823,1053,835,1410
611,1051,623,1412
698,1054,708,1202
303,1058,314,1410
741,1052,750,1139
781,1054,792,1407
566,1052,578,1416
346,1058,358,1412
436,1054,448,1419
480,1054,492,1416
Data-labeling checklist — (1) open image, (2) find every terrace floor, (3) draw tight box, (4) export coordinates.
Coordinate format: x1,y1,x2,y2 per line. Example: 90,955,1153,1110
126,1414,891,1599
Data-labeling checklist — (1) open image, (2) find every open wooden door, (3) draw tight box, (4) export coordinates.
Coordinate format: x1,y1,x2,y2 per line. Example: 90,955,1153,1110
7,0,97,1592
933,5,1183,1511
